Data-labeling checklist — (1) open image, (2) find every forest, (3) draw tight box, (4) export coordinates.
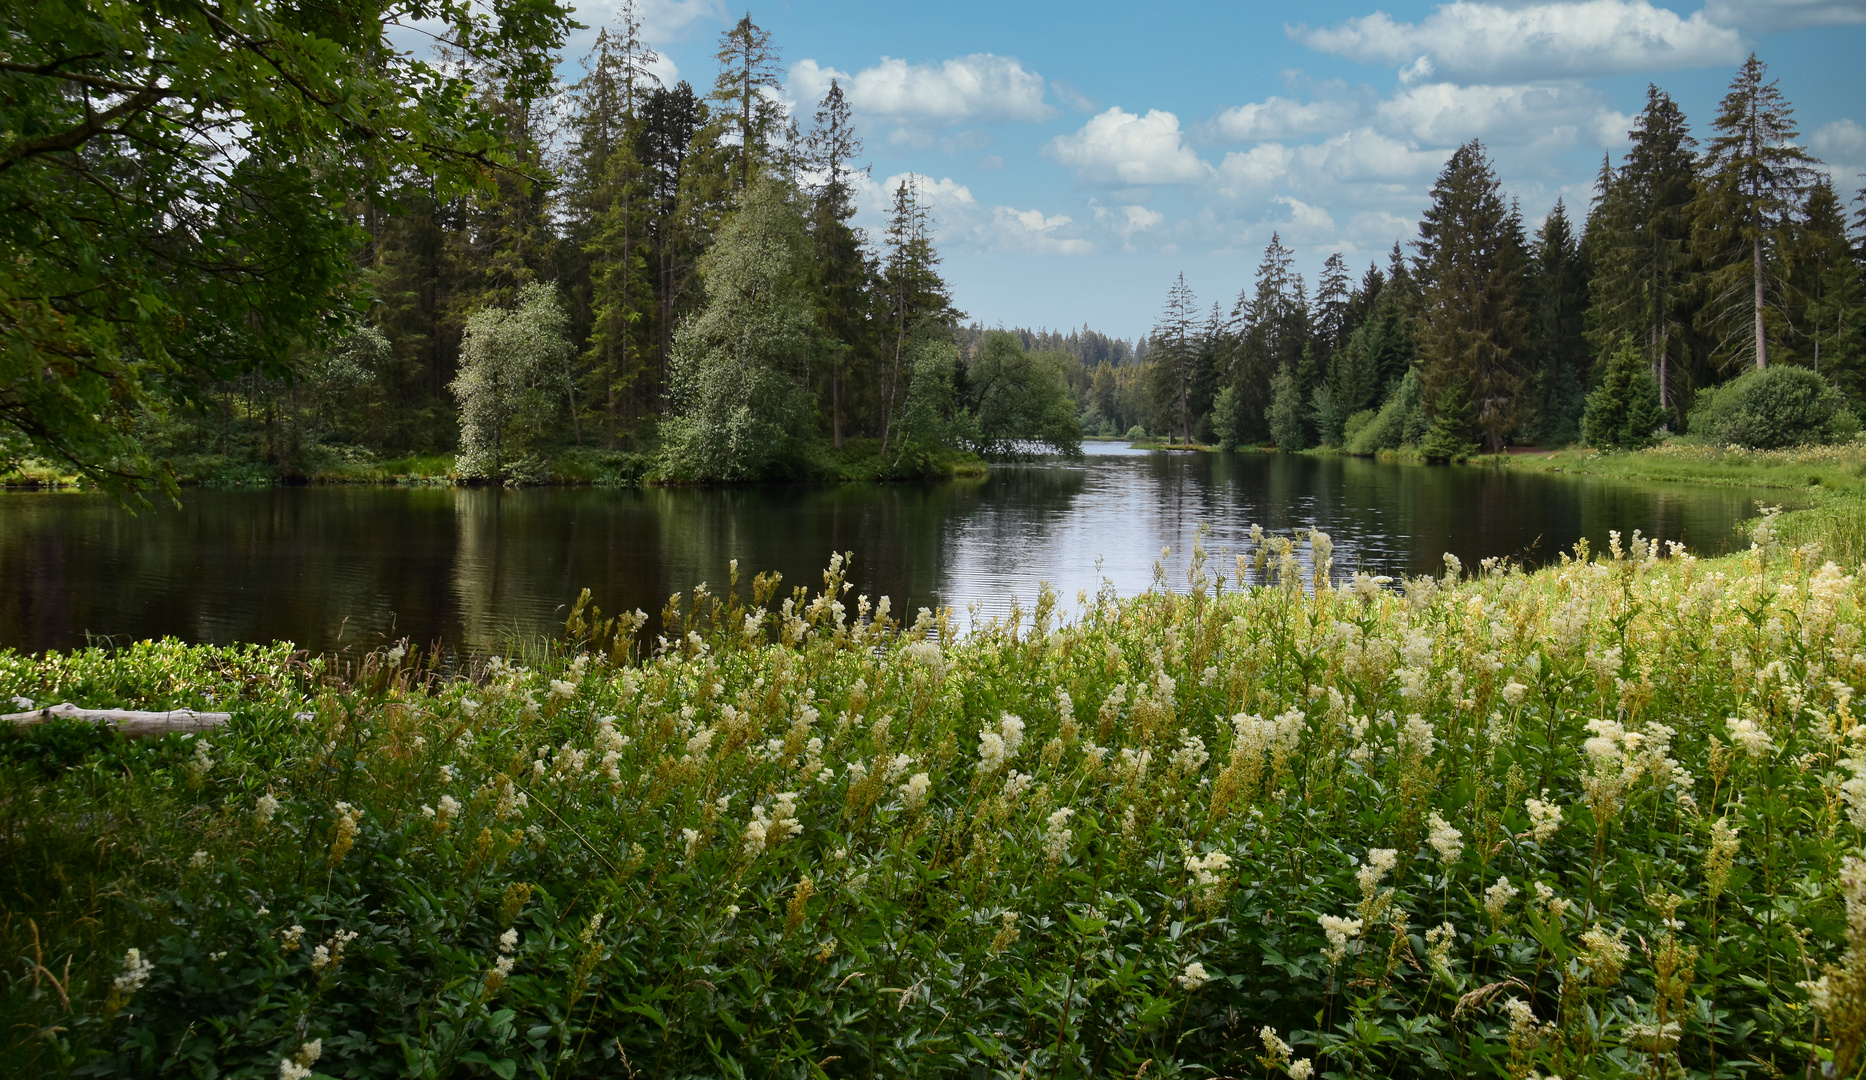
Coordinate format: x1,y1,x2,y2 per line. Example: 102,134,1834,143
2,0,1862,490
1126,59,1866,461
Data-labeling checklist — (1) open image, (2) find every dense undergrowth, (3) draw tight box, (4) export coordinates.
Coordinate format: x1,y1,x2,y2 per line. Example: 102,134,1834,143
7,524,1866,1077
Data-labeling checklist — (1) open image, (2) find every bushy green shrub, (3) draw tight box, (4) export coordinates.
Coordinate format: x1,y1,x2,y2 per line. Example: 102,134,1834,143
1345,370,1427,455
1124,424,1147,441
1581,340,1665,450
1687,364,1860,449
1340,409,1376,449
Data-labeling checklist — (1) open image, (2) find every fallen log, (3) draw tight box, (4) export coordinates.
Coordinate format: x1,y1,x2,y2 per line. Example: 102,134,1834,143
2,702,230,738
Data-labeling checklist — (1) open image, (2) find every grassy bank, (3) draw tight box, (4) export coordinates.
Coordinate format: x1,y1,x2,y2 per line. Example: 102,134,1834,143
1497,441,1866,495
7,526,1866,1077
2,442,988,492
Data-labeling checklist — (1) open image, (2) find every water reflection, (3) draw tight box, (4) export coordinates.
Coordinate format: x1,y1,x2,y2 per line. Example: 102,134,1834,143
0,449,1769,655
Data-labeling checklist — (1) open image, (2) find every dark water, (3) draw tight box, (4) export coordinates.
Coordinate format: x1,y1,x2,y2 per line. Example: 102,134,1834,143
0,445,1770,656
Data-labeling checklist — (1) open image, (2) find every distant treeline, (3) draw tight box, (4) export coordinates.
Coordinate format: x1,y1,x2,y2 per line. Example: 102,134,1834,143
1127,58,1864,458
23,0,1859,485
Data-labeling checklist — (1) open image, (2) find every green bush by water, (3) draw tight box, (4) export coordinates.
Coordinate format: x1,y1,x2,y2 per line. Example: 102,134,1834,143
1688,365,1860,450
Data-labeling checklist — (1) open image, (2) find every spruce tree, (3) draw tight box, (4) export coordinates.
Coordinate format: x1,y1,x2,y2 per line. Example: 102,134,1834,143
710,15,786,192
803,80,874,448
879,180,958,452
1529,199,1591,444
1414,140,1531,453
1589,85,1699,415
1148,273,1201,442
564,11,662,444
1581,338,1666,449
1797,180,1866,397
637,81,710,381
1228,234,1308,445
1693,54,1820,372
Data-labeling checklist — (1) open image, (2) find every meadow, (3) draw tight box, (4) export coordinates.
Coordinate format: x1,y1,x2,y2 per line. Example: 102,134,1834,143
4,520,1865,1078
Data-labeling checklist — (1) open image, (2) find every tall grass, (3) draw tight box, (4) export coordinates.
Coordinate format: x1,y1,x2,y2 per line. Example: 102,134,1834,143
5,530,1866,1078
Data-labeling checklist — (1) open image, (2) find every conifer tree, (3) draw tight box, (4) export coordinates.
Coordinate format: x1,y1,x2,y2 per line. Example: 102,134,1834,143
1589,86,1698,414
637,81,710,380
1693,54,1820,371
1582,337,1667,449
879,179,957,452
1148,273,1202,442
564,10,662,443
1414,140,1531,453
1796,179,1866,396
1229,234,1308,445
1314,252,1352,358
1529,199,1591,444
711,14,786,192
803,80,873,448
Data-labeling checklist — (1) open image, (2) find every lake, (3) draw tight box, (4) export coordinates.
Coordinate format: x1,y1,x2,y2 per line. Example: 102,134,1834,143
0,445,1769,656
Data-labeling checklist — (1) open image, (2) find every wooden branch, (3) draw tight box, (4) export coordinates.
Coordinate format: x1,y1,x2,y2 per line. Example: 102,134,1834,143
3,702,229,738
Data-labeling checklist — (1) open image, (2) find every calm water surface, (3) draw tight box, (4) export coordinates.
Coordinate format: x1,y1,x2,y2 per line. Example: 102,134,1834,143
0,445,1771,655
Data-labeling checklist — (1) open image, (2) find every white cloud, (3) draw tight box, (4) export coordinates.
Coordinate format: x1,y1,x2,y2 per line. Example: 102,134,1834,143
1814,119,1866,189
1292,1,1743,82
1045,107,1211,185
1703,0,1866,30
790,54,1052,127
1212,96,1361,141
1374,82,1619,148
1814,119,1866,164
1276,196,1338,235
987,206,1095,255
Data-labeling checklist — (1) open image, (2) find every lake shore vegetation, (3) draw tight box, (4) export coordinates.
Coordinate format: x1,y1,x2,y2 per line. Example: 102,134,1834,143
8,517,1866,1075
7,0,1859,496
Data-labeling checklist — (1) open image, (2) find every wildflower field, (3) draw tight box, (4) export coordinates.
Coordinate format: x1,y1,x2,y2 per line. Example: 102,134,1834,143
7,525,1866,1079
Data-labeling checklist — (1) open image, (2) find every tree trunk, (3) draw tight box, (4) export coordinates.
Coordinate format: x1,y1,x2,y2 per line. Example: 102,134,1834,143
4,703,230,738
1753,233,1767,370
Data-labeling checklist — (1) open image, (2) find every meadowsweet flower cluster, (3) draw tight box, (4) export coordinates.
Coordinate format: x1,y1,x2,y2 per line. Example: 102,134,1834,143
11,533,1866,1076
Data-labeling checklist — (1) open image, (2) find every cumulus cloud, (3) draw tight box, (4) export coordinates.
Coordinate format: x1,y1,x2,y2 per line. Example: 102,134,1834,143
987,206,1095,255
1702,0,1866,30
1813,119,1866,188
1291,0,1743,82
1212,96,1361,141
1374,82,1617,147
1045,107,1211,185
790,54,1052,127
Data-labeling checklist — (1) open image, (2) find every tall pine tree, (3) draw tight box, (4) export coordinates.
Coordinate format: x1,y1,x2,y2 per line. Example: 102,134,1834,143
1589,85,1699,415
1693,54,1819,371
1414,140,1530,454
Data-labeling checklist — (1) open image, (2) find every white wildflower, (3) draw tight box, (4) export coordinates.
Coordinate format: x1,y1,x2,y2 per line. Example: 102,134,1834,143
113,948,154,996
1485,876,1520,922
1176,961,1209,991
1525,792,1562,843
1427,812,1464,865
899,772,932,812
254,792,280,827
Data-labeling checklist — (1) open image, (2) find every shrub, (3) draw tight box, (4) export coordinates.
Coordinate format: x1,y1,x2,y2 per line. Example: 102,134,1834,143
1124,424,1147,441
1340,408,1377,449
1581,340,1665,450
1345,371,1428,455
1688,364,1860,449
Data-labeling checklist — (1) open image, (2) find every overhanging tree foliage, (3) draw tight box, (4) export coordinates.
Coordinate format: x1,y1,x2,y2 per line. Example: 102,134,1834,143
0,0,573,498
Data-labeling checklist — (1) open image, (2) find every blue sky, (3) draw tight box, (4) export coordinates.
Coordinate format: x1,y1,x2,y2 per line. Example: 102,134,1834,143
566,0,1866,341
